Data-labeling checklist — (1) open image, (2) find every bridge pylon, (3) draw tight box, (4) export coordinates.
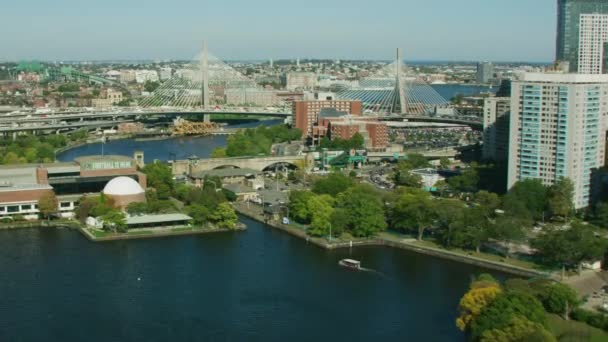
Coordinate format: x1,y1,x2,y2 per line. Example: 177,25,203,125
392,48,408,115
202,40,210,122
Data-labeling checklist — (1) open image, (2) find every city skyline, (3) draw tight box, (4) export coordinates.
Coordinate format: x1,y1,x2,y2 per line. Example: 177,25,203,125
2,0,556,62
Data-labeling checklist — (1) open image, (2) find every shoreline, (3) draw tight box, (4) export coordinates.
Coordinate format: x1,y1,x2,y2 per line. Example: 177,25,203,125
78,225,246,242
234,203,551,279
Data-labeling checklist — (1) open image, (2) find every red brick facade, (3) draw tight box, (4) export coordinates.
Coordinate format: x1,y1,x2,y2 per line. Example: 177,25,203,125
293,100,362,137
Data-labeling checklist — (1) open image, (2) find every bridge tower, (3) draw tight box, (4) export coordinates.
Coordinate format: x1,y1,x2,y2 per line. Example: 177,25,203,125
391,48,408,115
201,40,210,122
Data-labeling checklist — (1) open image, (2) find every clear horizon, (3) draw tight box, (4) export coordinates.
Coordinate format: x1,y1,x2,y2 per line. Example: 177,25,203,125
2,0,556,62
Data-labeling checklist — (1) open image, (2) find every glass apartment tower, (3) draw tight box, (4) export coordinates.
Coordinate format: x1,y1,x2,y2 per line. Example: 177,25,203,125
557,0,608,72
508,73,608,208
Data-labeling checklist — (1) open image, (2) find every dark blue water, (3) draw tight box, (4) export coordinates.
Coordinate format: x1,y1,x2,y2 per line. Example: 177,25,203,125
58,119,283,162
0,217,506,341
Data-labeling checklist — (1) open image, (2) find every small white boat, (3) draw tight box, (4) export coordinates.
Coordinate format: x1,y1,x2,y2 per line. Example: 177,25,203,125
339,259,362,270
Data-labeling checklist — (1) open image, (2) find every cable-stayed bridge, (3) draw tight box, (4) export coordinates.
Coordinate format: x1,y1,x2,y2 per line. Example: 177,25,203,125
3,44,484,137
137,44,460,119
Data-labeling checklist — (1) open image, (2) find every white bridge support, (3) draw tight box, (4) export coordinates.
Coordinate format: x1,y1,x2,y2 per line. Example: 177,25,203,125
202,40,210,123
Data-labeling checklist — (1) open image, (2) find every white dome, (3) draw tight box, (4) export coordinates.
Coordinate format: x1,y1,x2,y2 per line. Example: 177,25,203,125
103,177,145,196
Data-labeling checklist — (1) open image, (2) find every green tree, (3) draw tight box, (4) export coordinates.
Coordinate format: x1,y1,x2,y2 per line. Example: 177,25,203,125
448,168,479,193
333,184,386,237
471,291,547,340
593,201,608,228
503,179,548,221
396,154,430,171
547,178,574,220
531,222,607,273
532,282,579,320
211,147,227,158
450,207,492,253
101,210,127,233
38,192,58,221
439,157,451,169
434,199,466,247
143,80,160,92
391,188,436,240
480,316,556,342
126,202,148,215
187,204,211,226
210,202,238,229
456,274,502,332
289,190,315,224
307,194,335,237
393,170,422,188
75,196,98,223
142,162,175,200
491,214,528,257
312,172,353,196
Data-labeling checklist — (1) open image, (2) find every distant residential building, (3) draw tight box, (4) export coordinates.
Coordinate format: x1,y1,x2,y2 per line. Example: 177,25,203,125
482,97,510,161
225,88,279,106
557,0,608,72
159,67,172,81
476,62,494,84
119,70,136,83
578,13,608,74
135,70,159,84
105,70,121,81
91,88,123,108
507,73,608,209
293,100,362,138
286,72,317,91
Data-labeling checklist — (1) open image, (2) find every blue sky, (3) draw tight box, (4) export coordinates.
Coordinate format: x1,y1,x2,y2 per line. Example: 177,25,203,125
1,0,556,62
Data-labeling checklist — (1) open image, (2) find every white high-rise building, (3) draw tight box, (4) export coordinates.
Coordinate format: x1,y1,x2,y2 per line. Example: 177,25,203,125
578,13,608,74
508,73,608,208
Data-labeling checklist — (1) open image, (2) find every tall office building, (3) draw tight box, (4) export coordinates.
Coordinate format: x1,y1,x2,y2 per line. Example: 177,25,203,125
482,97,511,161
476,62,494,84
578,13,608,74
508,73,608,209
557,0,608,72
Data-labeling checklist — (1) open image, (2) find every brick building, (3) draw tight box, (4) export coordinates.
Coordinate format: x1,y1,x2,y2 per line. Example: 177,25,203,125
0,154,146,220
293,100,362,138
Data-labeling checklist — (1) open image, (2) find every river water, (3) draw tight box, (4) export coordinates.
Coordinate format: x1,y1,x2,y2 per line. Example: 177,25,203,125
0,217,506,341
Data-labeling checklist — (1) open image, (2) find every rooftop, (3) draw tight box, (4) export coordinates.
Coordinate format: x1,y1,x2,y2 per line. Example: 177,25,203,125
126,213,192,226
192,168,258,179
75,155,134,164
223,183,256,194
516,72,608,83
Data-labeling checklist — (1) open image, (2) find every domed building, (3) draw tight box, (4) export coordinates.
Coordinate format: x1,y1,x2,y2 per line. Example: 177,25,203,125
103,176,146,208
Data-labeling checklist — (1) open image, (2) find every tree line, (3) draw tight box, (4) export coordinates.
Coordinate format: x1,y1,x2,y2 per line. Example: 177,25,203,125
211,125,302,158
456,273,607,341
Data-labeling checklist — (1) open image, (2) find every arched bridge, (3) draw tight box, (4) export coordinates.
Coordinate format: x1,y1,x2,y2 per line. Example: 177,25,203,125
171,155,308,176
